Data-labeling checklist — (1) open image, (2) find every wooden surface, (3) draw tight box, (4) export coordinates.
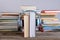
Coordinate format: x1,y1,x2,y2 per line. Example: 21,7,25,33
0,32,60,40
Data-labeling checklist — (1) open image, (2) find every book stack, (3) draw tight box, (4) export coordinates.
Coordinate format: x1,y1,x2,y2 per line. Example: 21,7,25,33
40,10,60,32
0,12,19,31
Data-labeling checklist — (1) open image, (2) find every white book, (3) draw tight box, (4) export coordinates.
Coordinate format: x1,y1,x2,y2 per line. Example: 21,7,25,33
0,26,17,29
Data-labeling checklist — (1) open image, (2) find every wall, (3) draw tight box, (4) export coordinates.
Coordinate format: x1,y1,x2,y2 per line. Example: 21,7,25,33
0,0,60,12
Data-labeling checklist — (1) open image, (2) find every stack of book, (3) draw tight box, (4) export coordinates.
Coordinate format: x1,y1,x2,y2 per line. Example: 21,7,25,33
40,10,60,32
0,12,19,31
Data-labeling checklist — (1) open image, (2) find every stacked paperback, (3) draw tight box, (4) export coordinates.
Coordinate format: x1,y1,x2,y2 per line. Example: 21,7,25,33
0,12,19,31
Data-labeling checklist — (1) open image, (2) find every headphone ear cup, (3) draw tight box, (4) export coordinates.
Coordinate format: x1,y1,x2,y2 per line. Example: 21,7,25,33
38,24,44,32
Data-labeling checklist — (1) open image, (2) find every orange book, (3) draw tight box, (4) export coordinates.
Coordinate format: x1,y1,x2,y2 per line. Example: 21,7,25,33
41,10,60,13
41,10,60,15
